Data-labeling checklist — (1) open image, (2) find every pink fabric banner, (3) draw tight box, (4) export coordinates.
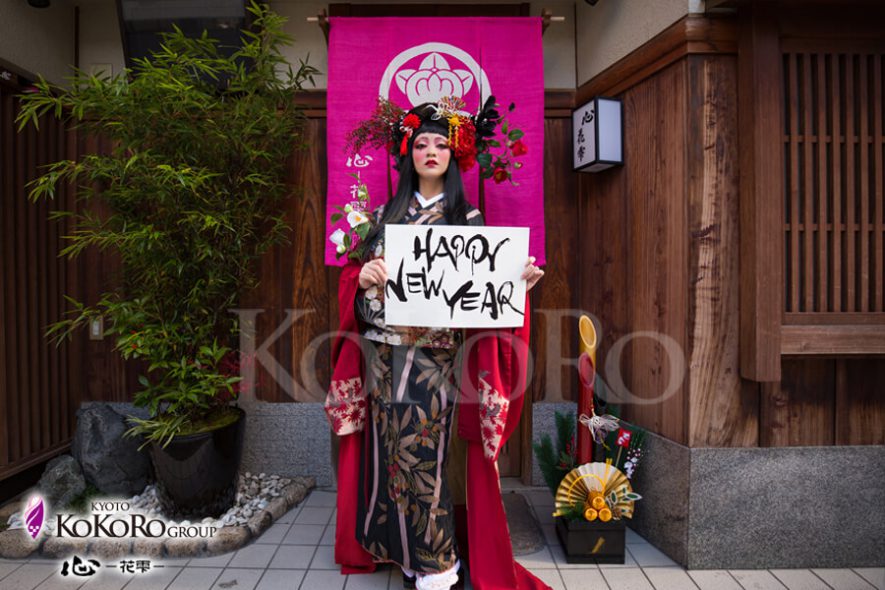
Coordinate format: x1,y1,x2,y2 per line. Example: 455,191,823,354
325,17,546,266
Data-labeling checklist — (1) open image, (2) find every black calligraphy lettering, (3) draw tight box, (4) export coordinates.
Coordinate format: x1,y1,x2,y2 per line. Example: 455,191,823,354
386,259,407,302
487,238,510,271
479,282,524,320
464,235,487,274
464,235,511,273
432,237,458,271
450,235,465,260
406,272,424,294
481,282,500,319
423,270,445,299
496,281,524,316
443,281,479,318
412,230,431,267
405,269,445,300
412,227,460,272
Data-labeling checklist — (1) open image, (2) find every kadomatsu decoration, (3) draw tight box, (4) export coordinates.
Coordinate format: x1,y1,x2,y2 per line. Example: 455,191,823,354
552,460,642,564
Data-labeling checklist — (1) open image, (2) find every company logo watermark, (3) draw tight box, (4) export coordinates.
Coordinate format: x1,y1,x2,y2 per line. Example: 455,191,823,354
60,555,165,578
54,501,218,539
24,495,45,540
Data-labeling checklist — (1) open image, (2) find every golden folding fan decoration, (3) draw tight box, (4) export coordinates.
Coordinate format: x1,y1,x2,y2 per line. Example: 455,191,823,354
553,460,642,521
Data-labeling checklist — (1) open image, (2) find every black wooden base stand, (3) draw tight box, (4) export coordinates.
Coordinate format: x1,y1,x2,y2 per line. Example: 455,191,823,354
555,516,626,564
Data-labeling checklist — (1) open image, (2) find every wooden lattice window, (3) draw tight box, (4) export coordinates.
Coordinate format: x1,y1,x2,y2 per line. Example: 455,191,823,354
783,51,884,315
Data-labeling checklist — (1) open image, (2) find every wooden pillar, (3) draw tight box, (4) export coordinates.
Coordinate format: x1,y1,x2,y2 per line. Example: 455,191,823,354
737,4,783,382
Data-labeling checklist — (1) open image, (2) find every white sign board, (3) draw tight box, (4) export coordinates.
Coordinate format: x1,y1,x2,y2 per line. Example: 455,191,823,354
573,97,622,173
384,224,529,328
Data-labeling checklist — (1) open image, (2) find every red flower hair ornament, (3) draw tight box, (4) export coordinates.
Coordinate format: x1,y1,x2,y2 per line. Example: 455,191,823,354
346,95,527,185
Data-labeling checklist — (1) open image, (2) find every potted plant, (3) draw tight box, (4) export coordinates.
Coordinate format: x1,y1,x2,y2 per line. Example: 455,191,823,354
16,1,318,519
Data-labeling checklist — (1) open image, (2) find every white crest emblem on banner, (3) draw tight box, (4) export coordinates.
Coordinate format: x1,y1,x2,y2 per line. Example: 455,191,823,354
379,43,492,107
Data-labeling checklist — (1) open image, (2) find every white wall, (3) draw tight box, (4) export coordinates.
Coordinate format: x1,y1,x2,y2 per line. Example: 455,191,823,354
78,1,125,78
4,0,711,93
0,0,75,86
576,0,705,87
74,0,577,90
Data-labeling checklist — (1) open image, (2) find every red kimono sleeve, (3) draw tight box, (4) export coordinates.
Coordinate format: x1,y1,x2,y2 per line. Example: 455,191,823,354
327,261,377,574
458,292,552,590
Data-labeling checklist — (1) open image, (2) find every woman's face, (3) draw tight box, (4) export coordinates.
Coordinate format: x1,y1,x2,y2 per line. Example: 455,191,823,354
412,132,451,182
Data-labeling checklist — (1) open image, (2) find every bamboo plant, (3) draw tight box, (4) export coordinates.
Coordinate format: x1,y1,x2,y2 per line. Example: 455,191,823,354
16,1,319,449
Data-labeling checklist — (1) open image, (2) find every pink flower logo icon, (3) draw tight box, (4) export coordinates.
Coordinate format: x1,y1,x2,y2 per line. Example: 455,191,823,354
395,53,474,106
24,495,45,540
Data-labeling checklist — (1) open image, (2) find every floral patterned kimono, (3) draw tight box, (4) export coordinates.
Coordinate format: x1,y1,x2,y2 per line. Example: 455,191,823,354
325,194,551,590
353,195,483,574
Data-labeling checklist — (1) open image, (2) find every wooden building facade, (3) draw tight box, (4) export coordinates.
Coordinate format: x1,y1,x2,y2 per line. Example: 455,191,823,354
1,1,883,566
578,4,885,450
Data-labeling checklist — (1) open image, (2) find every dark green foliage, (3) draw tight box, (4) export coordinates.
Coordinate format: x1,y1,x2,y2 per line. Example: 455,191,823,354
532,410,577,495
16,1,320,448
64,483,102,514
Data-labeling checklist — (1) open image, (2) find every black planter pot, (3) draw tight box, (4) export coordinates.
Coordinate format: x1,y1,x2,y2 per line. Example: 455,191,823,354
149,406,246,520
555,515,626,564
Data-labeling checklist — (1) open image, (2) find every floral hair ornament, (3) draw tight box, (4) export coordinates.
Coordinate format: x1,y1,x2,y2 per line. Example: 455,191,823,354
346,95,527,185
399,113,421,156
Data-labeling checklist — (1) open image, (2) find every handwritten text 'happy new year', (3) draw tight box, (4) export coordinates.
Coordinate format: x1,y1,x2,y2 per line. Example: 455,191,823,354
385,228,524,320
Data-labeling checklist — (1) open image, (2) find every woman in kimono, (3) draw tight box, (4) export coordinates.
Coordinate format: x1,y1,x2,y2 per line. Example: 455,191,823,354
325,99,547,590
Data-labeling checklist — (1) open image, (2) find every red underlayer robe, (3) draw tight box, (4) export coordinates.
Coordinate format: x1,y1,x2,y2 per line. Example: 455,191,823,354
325,261,551,590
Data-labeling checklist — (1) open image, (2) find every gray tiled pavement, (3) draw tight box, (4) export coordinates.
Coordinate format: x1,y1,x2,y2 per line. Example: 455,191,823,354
1,485,883,590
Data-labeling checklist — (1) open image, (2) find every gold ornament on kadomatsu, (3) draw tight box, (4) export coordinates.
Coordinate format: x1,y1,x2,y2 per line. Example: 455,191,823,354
553,460,642,522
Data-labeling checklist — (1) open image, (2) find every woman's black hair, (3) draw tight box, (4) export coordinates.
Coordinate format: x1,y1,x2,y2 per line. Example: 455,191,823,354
361,121,470,261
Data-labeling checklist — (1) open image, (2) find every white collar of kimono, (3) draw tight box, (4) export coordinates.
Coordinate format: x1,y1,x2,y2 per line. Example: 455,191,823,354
414,190,444,207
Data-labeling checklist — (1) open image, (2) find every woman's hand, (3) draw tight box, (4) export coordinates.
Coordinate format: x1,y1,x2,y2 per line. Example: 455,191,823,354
522,256,545,291
359,258,388,290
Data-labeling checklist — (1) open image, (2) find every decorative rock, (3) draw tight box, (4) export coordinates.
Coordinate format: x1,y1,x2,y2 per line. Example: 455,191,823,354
37,455,86,510
247,510,272,538
164,537,206,557
1,471,316,560
89,538,133,560
283,482,310,508
71,403,152,496
0,501,21,523
41,536,89,559
266,497,288,520
206,526,250,555
0,528,40,559
131,538,164,559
